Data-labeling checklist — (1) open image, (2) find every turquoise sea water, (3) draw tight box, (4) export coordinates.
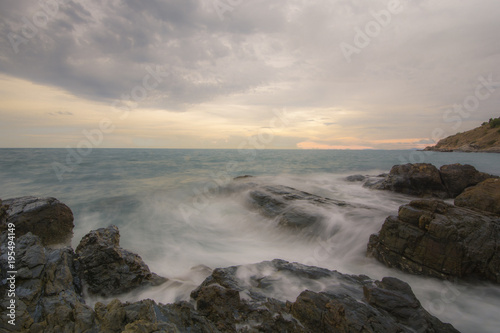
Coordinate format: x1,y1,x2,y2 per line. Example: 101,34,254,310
1,148,500,332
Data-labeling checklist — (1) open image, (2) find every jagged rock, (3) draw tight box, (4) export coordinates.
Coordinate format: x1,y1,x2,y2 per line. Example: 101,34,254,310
0,196,74,246
0,232,95,332
75,225,167,297
455,178,500,215
439,164,494,197
366,163,449,198
191,259,459,332
367,199,500,283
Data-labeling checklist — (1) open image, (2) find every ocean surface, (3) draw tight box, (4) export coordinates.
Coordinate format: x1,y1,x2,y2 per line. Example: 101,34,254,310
1,148,500,332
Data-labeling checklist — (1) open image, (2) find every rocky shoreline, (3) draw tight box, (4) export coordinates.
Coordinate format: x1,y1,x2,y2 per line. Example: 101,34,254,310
1,162,499,332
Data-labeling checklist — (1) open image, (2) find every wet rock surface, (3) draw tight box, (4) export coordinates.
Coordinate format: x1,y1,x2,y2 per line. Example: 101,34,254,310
367,199,500,283
0,196,74,246
225,178,359,232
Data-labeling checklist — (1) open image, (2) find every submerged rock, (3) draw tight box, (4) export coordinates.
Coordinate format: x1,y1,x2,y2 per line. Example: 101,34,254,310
0,196,74,246
75,225,167,297
224,179,354,233
455,178,500,215
247,186,329,230
346,174,366,182
367,199,500,283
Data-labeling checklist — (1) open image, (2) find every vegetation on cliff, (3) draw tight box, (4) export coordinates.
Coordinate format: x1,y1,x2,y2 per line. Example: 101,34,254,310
425,117,500,152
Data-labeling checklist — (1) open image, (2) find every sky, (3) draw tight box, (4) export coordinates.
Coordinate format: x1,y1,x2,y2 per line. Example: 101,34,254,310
0,0,499,149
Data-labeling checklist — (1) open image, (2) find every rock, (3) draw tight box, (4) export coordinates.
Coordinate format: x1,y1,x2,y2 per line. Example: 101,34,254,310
0,196,74,246
75,225,167,297
362,175,387,189
191,259,459,332
0,232,95,332
455,178,500,215
233,175,253,180
346,174,366,182
439,164,495,197
367,199,500,283
362,163,496,199
94,298,217,333
455,143,480,152
0,199,7,222
367,163,449,198
226,180,352,233
0,228,458,332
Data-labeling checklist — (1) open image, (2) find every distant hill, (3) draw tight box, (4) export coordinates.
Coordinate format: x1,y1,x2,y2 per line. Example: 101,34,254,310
424,117,500,153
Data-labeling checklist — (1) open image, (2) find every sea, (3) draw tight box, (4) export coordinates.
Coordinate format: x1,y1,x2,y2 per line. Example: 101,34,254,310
1,148,500,332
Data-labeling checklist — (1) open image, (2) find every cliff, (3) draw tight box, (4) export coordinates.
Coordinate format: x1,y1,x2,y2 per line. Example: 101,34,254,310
424,117,500,153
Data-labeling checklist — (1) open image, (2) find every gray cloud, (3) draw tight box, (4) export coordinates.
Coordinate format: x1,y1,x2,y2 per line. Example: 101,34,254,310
49,110,73,116
0,0,499,130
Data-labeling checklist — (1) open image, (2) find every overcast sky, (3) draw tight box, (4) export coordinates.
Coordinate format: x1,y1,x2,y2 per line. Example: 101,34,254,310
0,0,499,149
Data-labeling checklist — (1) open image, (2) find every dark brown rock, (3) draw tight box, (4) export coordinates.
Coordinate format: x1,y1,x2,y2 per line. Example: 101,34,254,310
368,199,500,283
290,277,458,333
0,196,74,246
367,163,449,198
455,178,500,215
75,225,167,297
439,163,495,197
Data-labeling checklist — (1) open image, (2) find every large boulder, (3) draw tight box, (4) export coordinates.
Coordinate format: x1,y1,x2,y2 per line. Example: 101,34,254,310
439,164,494,197
75,225,167,297
0,196,74,246
367,199,500,283
455,178,500,215
367,163,449,198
